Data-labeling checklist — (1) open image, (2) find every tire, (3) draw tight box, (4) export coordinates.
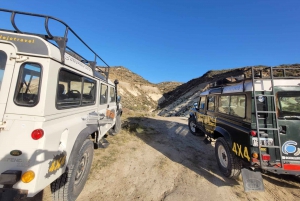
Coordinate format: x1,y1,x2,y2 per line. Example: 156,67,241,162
51,139,94,201
111,113,121,136
215,137,241,179
188,118,204,136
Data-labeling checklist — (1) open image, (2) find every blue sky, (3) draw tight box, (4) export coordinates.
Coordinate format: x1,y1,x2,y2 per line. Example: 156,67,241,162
1,0,300,83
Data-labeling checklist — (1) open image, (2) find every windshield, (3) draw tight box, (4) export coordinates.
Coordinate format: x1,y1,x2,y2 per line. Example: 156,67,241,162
0,50,7,90
277,91,300,118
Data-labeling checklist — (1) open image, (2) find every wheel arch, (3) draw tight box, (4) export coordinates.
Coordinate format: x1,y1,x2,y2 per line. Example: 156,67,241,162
214,126,232,148
189,112,196,119
67,125,97,169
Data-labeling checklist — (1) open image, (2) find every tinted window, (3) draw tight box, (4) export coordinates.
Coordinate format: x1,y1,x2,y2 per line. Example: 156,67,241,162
277,91,300,117
0,50,7,90
199,96,206,111
82,78,96,105
207,96,215,111
14,63,41,106
100,84,108,105
230,95,245,118
219,95,230,114
57,70,82,108
109,87,116,102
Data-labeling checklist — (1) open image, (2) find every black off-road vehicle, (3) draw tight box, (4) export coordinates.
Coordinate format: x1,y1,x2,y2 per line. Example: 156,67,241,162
189,67,300,191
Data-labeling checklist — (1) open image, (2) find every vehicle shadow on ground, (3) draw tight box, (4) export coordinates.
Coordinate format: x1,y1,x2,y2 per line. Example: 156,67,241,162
124,116,240,188
262,172,300,188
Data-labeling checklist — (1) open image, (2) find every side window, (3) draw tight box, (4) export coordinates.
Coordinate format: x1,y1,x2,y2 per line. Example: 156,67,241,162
109,87,116,102
199,96,206,111
207,96,215,111
0,50,7,90
230,95,246,118
218,95,230,114
100,83,108,105
57,70,82,108
14,63,41,106
82,78,96,105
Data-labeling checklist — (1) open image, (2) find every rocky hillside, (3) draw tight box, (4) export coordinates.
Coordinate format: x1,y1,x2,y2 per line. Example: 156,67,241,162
158,64,300,117
108,66,181,113
106,64,300,117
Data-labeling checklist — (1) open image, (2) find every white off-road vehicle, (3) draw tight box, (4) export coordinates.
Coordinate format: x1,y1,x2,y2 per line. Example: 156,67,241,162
0,9,122,200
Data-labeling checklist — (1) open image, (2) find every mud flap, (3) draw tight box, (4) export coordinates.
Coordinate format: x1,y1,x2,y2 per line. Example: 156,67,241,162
241,168,265,192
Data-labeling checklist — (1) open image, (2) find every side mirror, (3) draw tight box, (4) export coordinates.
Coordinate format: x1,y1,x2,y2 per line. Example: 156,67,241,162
117,95,121,103
193,102,198,109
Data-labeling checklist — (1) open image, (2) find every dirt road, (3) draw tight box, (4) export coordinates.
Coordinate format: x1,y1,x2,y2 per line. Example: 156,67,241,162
32,116,300,201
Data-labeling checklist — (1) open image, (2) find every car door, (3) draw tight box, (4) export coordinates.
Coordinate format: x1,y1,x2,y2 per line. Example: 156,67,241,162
0,43,16,123
96,82,113,137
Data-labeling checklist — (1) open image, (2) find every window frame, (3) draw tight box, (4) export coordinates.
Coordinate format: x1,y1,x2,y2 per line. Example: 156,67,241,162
13,62,43,107
0,50,7,91
82,77,96,106
218,94,246,118
56,68,97,109
207,95,215,112
199,96,207,112
109,86,116,103
100,83,108,105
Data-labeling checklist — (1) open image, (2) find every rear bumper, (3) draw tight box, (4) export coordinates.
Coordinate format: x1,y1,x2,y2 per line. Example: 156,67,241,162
0,170,28,200
0,188,28,201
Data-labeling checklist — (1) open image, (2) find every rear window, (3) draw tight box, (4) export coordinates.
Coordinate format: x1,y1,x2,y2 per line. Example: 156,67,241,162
0,50,7,90
14,63,42,106
277,91,300,117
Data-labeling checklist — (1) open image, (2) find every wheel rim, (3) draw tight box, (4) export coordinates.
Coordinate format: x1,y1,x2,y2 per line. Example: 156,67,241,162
189,121,196,132
218,144,228,168
75,152,89,185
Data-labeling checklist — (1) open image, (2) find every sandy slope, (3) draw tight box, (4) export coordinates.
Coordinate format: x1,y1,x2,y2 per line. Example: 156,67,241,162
24,116,300,201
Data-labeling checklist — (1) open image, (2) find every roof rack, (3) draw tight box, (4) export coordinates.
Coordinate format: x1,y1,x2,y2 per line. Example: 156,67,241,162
208,66,300,89
0,8,110,81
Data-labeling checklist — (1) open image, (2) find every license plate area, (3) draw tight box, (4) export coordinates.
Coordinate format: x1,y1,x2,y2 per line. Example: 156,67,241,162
252,137,274,147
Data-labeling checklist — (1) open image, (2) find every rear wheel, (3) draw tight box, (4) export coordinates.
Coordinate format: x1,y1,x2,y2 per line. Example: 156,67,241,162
188,118,203,136
51,139,94,201
215,137,241,178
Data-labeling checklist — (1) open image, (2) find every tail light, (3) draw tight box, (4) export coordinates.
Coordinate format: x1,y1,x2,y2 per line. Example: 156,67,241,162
31,129,44,140
262,154,271,161
250,130,257,137
252,152,258,159
21,171,35,183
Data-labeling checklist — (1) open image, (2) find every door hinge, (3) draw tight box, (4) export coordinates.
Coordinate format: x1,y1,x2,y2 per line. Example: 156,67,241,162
0,121,6,130
10,54,29,63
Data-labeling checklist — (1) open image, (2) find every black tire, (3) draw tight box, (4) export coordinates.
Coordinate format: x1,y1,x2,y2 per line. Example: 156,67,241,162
51,139,94,201
188,118,204,136
111,113,121,136
215,137,241,178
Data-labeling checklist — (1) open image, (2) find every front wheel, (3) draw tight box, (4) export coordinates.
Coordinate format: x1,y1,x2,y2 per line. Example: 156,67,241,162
215,137,241,178
51,139,94,201
188,118,203,136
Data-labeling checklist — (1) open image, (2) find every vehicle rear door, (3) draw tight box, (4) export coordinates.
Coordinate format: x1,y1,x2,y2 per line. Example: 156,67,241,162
0,43,16,122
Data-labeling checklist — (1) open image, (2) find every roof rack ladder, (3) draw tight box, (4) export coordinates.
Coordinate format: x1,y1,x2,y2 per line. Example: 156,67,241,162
251,67,284,171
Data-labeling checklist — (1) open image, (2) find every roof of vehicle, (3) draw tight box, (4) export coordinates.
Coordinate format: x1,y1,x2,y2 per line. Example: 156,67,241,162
0,8,112,84
200,78,300,95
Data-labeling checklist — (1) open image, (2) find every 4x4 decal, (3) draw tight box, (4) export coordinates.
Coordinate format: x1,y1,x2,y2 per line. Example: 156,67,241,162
232,142,250,161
